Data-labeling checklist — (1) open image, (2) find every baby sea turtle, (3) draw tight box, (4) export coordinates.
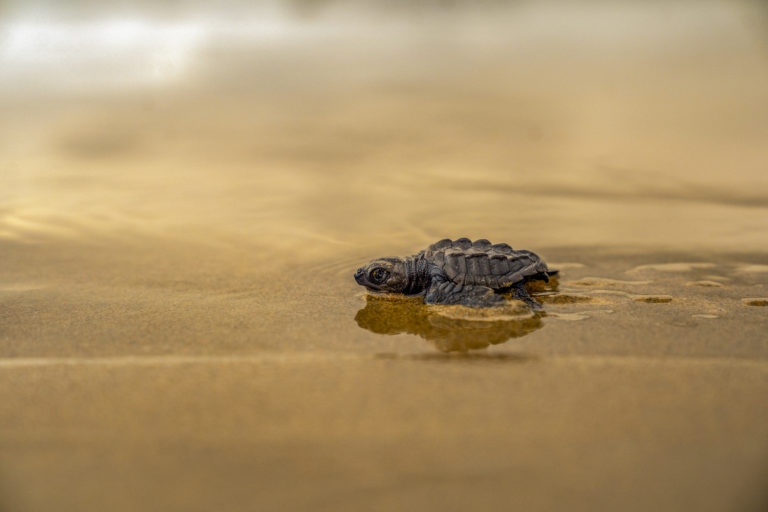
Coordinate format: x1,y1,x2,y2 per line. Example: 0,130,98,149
354,238,557,309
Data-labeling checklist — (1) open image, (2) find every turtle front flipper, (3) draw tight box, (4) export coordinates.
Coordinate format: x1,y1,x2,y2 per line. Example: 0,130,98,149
424,280,506,308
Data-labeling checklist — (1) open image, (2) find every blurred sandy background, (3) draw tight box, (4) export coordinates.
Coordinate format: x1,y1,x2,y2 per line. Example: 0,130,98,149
1,1,768,511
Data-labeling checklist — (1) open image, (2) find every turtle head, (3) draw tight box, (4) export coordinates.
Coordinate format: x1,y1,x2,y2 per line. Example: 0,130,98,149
354,257,408,294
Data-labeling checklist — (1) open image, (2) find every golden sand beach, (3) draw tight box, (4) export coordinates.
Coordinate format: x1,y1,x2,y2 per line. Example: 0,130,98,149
1,1,767,510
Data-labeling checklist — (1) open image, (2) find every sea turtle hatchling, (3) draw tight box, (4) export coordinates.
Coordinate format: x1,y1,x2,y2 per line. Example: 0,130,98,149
354,238,557,310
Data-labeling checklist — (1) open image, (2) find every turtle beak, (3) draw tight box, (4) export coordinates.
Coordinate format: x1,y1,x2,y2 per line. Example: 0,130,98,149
354,268,365,284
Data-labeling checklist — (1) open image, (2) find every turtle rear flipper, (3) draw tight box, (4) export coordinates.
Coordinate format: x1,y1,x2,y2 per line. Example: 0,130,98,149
511,282,543,311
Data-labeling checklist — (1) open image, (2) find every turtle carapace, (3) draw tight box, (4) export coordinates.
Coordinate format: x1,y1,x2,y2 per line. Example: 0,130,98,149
354,238,557,310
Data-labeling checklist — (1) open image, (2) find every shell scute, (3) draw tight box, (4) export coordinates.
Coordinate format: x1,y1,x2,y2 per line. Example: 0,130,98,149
476,254,491,275
488,255,507,276
430,239,453,251
432,250,446,267
491,243,513,253
442,251,464,282
453,238,472,249
465,254,482,278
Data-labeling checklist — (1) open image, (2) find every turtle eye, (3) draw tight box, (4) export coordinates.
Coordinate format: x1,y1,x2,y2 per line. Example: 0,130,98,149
370,268,388,284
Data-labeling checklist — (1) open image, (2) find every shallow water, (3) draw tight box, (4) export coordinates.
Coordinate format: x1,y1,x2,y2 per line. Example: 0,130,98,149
1,1,768,511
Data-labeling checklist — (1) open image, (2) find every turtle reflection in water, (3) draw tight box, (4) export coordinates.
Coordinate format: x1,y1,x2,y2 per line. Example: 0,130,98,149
355,294,543,353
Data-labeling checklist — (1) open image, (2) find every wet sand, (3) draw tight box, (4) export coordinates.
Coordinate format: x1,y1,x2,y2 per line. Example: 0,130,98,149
2,1,768,511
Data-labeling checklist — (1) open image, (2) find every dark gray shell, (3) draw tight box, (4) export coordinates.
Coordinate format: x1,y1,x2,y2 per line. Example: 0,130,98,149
423,238,550,289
